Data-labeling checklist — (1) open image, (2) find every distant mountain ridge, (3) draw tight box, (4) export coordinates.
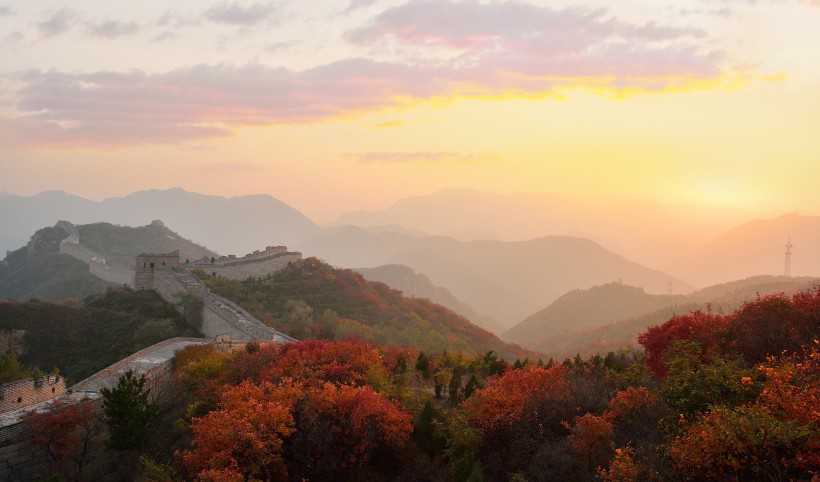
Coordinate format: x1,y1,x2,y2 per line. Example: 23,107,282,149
333,188,760,275
504,282,683,346
683,213,820,286
302,226,692,327
355,264,504,334
506,275,820,358
0,221,217,302
0,188,321,256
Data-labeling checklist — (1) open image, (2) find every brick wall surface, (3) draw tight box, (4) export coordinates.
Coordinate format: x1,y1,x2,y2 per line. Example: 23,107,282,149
0,377,66,414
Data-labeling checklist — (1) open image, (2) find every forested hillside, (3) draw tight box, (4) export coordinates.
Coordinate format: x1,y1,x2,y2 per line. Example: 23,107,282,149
509,275,820,358
0,226,109,302
77,221,217,268
74,287,817,482
196,257,531,360
356,264,503,334
0,287,201,382
0,221,218,303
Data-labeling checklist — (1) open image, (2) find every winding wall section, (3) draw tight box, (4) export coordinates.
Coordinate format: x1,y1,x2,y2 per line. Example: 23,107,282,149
56,221,134,286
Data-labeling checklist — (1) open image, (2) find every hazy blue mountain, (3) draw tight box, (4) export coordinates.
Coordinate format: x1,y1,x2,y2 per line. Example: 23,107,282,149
0,188,322,256
332,188,759,277
355,264,504,334
508,275,820,358
683,213,820,286
0,221,218,302
302,226,691,327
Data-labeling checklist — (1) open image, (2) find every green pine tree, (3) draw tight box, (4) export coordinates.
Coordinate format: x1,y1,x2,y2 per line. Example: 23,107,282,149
101,370,161,451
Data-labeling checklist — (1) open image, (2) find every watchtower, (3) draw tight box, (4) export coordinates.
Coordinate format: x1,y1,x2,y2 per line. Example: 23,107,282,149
135,250,181,290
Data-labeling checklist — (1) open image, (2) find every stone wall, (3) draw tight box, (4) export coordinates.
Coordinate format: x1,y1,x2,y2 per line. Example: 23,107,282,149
0,397,103,482
134,252,181,290
56,222,134,286
148,266,288,342
0,376,66,414
189,249,301,281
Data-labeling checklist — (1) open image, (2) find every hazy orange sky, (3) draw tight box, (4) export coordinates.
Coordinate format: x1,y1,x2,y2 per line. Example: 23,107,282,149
1,0,819,222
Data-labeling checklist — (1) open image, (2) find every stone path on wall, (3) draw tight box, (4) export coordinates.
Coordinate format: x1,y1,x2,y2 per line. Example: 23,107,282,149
166,268,297,343
71,337,210,394
55,221,297,343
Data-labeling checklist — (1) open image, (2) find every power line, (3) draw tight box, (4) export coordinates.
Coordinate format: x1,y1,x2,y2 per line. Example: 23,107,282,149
784,235,794,277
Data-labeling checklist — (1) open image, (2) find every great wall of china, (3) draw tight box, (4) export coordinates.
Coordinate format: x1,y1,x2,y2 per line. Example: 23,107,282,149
0,223,303,479
56,221,135,286
0,338,213,480
56,221,300,343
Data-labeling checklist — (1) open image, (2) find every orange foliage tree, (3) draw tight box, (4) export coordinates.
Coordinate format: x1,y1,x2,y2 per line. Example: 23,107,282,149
668,342,820,480
182,340,413,482
288,382,413,480
183,380,302,481
228,339,387,388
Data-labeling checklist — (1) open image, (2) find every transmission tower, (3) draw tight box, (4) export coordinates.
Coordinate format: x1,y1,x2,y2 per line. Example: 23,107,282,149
784,235,794,277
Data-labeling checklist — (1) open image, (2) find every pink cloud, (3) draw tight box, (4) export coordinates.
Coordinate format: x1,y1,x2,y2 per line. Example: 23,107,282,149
348,2,705,49
4,1,736,147
8,61,444,145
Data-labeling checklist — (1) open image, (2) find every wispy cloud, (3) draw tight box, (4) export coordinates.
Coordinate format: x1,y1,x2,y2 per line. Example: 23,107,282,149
38,7,77,37
4,1,743,146
152,31,176,43
0,6,14,16
87,20,139,38
345,0,380,14
203,2,277,25
265,41,296,53
348,151,497,164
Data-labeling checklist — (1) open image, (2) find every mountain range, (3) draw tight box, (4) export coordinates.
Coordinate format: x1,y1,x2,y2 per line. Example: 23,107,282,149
303,226,690,327
333,188,764,276
3,188,817,332
0,189,321,257
505,275,820,358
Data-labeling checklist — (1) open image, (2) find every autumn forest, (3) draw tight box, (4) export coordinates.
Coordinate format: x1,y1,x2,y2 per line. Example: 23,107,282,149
18,282,819,481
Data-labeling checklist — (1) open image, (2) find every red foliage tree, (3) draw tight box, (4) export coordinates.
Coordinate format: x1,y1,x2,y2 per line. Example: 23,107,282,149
462,365,574,435
605,386,656,424
567,413,614,469
289,382,413,480
726,291,820,365
638,310,728,378
183,379,302,481
23,398,105,481
257,340,386,387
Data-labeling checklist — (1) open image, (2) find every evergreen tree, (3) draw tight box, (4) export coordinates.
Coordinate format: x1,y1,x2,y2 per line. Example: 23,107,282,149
464,374,481,399
415,351,431,380
101,370,161,451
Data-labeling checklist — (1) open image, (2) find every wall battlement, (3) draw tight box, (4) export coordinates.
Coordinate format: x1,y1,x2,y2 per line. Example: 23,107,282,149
138,259,296,343
0,375,66,414
189,247,301,281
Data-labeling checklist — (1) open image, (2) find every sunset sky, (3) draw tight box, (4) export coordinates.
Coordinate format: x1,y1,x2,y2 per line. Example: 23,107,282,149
1,0,819,221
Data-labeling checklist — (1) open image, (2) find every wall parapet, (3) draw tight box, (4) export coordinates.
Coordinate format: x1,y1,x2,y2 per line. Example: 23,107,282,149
150,266,294,343
0,375,66,414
